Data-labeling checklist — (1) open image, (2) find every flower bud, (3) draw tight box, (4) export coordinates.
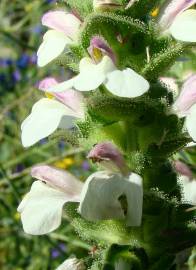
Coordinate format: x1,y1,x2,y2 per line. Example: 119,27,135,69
174,160,193,179
88,36,116,63
87,142,129,175
56,258,85,270
93,0,122,11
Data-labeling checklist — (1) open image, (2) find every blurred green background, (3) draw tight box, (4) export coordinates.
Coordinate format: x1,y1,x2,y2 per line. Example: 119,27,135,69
0,1,196,269
0,1,93,269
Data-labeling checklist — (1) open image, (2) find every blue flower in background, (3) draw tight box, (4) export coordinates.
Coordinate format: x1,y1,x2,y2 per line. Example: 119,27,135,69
32,24,43,34
30,53,37,65
0,58,13,67
46,0,56,3
16,54,30,69
12,70,21,82
51,243,67,259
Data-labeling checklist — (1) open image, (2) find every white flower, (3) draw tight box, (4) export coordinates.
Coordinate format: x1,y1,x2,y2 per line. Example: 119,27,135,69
17,166,83,235
170,9,196,42
179,175,196,205
37,11,81,67
78,171,143,226
173,75,196,142
21,78,84,147
47,55,150,98
56,258,85,270
159,0,196,29
159,1,196,42
18,164,143,235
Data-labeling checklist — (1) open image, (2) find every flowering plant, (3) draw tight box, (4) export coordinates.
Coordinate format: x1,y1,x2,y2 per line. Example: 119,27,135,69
17,0,196,269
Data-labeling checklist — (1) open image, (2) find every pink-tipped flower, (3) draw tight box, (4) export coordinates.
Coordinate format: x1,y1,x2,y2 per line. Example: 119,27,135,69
87,142,129,175
17,165,83,235
18,163,143,234
37,11,81,67
42,11,81,40
174,160,193,179
159,0,196,29
93,0,123,11
38,77,84,114
21,77,84,147
88,36,116,63
173,74,196,142
174,74,196,116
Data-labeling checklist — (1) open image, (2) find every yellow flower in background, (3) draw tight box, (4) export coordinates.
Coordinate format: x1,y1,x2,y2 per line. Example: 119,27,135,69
54,157,74,169
25,3,34,12
151,7,159,17
14,212,21,221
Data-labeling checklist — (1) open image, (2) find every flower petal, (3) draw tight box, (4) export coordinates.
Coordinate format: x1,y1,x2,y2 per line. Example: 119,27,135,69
21,98,77,147
37,30,71,67
179,176,196,205
159,0,196,29
78,171,125,221
170,9,196,42
31,165,83,197
88,36,116,63
185,103,196,141
78,171,143,226
42,11,81,39
54,90,84,118
174,74,196,115
73,56,116,91
186,142,196,147
125,173,143,226
174,160,193,179
56,258,85,270
87,142,129,175
47,78,75,93
38,77,58,90
38,77,84,117
47,56,116,93
17,181,79,235
105,68,150,98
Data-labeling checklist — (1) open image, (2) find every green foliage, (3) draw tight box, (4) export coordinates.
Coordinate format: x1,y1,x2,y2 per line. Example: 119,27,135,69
142,42,188,81
65,0,93,18
124,0,163,19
